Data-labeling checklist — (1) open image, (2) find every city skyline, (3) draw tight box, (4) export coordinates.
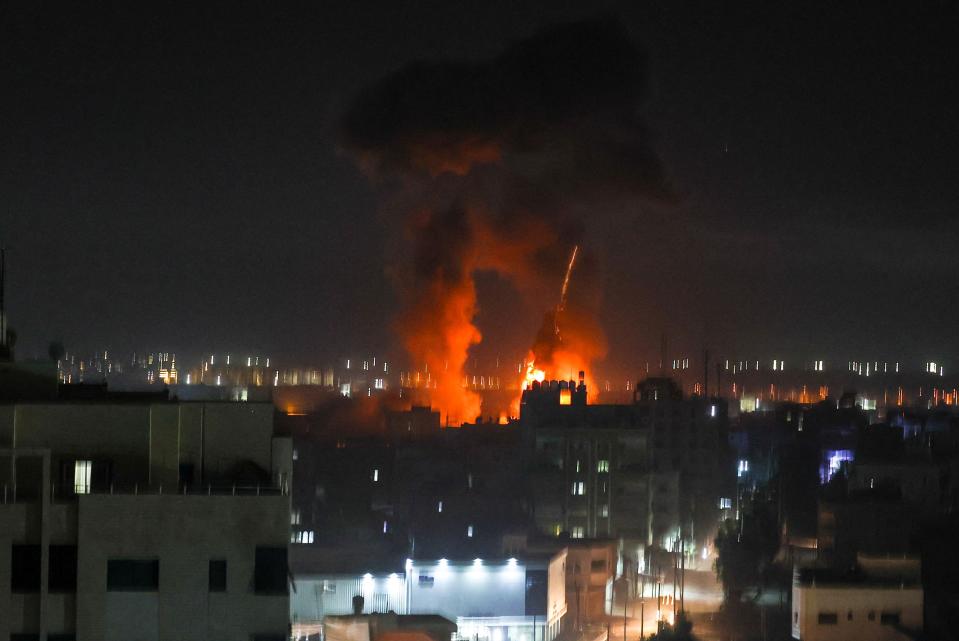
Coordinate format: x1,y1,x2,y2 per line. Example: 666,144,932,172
3,3,958,373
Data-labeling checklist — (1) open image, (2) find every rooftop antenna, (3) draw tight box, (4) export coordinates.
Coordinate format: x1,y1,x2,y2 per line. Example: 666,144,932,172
0,245,6,348
703,348,710,398
660,333,667,374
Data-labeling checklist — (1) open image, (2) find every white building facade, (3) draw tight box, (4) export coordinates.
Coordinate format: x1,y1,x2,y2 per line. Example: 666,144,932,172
292,555,567,641
0,399,292,641
791,557,923,641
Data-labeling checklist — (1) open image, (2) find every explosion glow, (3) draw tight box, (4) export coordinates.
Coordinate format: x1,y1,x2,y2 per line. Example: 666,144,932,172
341,20,669,424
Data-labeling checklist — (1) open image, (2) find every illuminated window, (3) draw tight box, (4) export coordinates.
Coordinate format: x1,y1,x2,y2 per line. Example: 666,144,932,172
74,460,92,494
552,524,562,536
571,481,585,496
571,526,584,539
719,497,732,509
737,460,749,477
291,509,301,525
467,525,474,538
437,500,443,513
559,389,572,405
597,460,609,473
372,468,379,482
599,504,609,517
575,460,581,473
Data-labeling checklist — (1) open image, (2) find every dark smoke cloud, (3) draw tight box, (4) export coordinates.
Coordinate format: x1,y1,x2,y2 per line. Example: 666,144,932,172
340,18,671,421
341,18,671,200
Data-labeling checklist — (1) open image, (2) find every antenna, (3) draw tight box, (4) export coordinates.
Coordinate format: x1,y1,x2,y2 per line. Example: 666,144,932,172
703,348,709,398
660,333,667,374
0,245,6,348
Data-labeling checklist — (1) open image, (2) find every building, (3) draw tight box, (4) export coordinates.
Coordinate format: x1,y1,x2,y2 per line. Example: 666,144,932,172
791,555,923,641
522,376,733,571
323,613,456,641
291,555,567,641
0,391,291,641
523,378,653,550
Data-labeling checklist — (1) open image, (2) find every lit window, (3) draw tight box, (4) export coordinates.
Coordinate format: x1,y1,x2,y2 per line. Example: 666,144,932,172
599,505,609,517
575,460,581,473
709,405,717,418
571,526,584,539
737,460,749,477
571,481,585,496
291,509,301,525
292,449,298,461
74,460,92,494
383,520,389,533
552,524,562,536
372,469,379,482
437,501,443,513
719,498,732,509
559,389,572,405
467,525,474,538
597,460,609,473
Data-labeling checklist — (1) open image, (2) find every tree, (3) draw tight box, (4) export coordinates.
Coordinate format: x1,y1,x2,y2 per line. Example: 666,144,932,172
713,497,780,603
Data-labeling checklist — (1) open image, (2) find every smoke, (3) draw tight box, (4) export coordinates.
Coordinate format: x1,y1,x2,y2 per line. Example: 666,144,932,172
341,18,671,423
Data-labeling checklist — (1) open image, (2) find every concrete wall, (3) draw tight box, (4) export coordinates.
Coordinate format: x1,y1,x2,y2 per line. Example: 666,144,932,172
292,574,409,624
76,494,289,641
546,551,567,639
0,401,275,492
409,560,527,621
793,584,923,641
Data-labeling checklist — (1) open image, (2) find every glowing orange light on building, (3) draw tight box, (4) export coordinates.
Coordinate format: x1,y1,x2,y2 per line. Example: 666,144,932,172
559,389,572,405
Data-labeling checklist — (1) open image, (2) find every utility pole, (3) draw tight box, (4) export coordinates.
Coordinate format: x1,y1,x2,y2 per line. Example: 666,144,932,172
680,536,685,614
703,348,709,398
672,543,677,624
623,593,627,641
640,571,646,641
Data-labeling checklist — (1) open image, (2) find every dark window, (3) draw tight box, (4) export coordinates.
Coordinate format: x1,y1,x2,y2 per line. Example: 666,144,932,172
107,559,159,591
49,545,78,592
253,546,287,595
590,559,607,571
868,611,876,621
209,559,227,592
251,635,286,641
880,612,900,625
11,544,41,592
817,613,838,625
524,569,547,616
847,611,853,621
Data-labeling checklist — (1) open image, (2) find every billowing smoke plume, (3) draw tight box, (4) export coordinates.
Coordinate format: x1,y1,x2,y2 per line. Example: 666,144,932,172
341,18,671,424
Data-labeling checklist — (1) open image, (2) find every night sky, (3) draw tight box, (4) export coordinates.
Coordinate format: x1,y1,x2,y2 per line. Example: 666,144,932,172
3,2,957,375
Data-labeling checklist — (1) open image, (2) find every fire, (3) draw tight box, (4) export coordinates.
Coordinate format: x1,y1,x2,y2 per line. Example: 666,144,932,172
509,244,604,414
524,356,547,388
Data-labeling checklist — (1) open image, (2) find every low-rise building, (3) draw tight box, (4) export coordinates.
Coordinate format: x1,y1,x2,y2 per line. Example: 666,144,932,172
791,555,922,641
291,555,567,641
